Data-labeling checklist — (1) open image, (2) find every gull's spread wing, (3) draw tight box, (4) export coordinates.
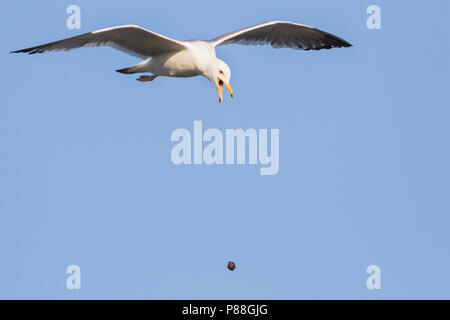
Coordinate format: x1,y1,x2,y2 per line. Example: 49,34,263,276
211,21,351,50
11,25,186,58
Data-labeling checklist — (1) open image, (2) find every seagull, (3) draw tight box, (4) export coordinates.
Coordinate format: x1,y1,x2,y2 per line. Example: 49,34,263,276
11,21,351,103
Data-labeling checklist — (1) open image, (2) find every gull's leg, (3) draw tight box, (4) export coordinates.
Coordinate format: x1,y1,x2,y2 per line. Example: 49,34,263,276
137,75,158,82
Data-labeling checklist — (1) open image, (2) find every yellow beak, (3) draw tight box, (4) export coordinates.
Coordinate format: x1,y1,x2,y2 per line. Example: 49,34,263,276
217,77,233,103
225,82,234,99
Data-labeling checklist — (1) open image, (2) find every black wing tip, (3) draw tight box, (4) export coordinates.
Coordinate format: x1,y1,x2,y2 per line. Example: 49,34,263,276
311,27,353,49
326,35,352,49
10,48,39,54
341,40,353,48
321,39,352,50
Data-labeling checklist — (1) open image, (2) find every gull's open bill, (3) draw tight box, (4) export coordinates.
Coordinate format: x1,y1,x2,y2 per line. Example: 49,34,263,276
217,78,234,103
11,21,351,103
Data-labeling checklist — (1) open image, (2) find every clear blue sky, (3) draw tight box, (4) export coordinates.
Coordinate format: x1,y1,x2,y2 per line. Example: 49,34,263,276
1,0,449,299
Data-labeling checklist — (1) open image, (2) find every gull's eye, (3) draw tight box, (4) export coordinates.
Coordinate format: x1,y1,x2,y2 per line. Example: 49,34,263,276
219,70,224,74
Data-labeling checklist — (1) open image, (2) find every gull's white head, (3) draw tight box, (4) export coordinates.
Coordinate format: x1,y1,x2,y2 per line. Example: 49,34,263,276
205,58,233,103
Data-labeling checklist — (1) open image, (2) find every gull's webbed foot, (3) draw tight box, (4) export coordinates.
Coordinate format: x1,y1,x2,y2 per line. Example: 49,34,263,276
137,75,157,82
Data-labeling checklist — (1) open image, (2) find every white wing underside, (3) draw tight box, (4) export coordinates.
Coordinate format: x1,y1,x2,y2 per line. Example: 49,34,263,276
11,25,186,58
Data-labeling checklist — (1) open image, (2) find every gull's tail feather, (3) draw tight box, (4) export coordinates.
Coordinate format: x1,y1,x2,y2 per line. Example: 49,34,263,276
116,59,149,74
116,66,138,74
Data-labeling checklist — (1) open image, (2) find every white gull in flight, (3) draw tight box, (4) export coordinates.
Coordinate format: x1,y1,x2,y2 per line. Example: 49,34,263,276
11,21,352,103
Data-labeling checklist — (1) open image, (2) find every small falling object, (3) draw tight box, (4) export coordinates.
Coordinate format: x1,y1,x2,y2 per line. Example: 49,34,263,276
227,261,236,271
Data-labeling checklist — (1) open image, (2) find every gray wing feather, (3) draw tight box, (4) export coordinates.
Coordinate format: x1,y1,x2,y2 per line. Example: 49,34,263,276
211,21,352,50
11,25,186,58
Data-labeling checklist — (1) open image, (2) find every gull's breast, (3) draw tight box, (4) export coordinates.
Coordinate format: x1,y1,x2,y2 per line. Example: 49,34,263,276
150,41,215,78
